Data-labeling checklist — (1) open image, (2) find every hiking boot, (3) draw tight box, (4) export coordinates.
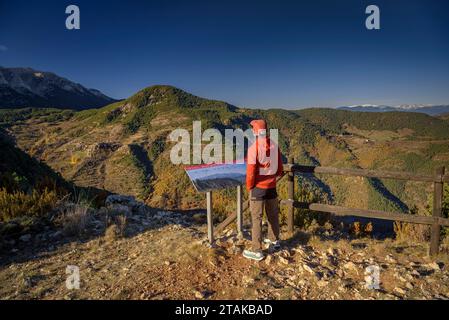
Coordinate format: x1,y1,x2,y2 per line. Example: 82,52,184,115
243,250,264,261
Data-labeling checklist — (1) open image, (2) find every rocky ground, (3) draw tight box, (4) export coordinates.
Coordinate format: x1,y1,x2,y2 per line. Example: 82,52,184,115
1,197,449,300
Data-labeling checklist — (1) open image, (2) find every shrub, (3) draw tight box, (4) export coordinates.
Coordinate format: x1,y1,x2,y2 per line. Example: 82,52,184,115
0,188,58,222
350,221,373,238
393,206,430,242
394,185,449,243
148,136,166,160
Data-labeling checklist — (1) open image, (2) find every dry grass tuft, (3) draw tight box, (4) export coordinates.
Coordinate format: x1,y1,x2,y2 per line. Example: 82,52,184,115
115,215,127,237
103,213,128,242
104,224,120,242
59,204,91,236
394,221,429,243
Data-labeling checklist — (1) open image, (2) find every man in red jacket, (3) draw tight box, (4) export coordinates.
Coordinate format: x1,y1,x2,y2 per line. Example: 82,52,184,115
243,119,283,261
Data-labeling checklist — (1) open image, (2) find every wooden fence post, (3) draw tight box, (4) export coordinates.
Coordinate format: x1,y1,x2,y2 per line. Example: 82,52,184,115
206,191,214,243
287,157,295,237
236,185,243,237
430,166,445,256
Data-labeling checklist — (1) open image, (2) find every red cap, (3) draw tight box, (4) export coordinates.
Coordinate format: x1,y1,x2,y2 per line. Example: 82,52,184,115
250,119,267,135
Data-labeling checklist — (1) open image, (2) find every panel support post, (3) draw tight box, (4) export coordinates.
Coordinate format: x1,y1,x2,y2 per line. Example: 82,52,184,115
206,191,214,243
287,157,295,237
236,185,243,238
430,166,445,256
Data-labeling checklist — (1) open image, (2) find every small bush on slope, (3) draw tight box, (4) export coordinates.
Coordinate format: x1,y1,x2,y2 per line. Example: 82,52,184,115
0,188,59,222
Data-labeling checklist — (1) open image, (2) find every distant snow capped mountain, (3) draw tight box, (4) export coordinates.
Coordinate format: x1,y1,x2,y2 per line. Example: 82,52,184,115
0,67,117,110
338,104,449,116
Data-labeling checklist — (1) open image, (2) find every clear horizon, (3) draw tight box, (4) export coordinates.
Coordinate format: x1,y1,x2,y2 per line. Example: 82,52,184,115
1,0,449,108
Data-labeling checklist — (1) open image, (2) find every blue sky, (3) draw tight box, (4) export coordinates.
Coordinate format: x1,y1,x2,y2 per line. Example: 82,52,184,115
1,0,449,108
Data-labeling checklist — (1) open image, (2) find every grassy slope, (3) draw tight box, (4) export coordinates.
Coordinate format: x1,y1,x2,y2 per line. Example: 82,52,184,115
0,128,69,192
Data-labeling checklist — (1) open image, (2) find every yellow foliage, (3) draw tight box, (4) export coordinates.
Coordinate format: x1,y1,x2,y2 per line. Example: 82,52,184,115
70,154,80,165
350,221,373,237
394,221,429,242
0,188,58,222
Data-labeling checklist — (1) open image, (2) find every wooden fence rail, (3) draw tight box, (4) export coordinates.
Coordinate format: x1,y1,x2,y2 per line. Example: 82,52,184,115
204,159,448,256
279,201,449,227
282,159,448,256
283,163,449,183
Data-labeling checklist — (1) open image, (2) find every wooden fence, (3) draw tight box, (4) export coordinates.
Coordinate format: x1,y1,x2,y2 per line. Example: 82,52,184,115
207,158,449,256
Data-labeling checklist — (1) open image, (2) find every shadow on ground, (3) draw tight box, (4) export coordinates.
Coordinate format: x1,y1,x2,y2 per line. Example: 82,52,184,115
0,204,207,268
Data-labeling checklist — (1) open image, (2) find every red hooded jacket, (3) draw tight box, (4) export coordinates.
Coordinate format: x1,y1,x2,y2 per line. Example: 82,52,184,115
246,120,283,191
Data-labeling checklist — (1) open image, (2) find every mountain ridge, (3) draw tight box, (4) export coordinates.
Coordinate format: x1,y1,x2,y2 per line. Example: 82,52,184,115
338,104,449,115
0,67,117,110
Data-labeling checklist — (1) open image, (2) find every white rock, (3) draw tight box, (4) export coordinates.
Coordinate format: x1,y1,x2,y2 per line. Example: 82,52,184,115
242,275,254,286
303,264,314,274
411,270,420,276
279,250,290,258
424,262,441,271
317,280,328,288
278,256,290,265
394,287,406,295
343,261,359,274
265,255,273,265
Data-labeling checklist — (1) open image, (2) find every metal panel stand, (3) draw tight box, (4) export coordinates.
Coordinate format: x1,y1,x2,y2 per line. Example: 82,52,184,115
236,185,243,238
206,191,214,243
